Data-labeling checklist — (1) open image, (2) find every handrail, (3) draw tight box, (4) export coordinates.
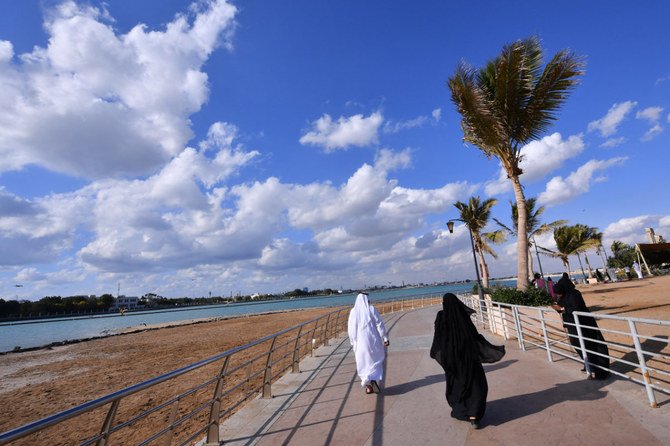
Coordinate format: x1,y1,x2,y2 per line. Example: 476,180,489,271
0,293,443,445
459,293,670,408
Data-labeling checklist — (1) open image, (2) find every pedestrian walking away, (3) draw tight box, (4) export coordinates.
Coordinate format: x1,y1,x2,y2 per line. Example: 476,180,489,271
347,293,389,394
429,293,505,429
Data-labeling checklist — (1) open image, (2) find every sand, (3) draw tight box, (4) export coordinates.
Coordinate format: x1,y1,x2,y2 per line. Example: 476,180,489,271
0,277,668,443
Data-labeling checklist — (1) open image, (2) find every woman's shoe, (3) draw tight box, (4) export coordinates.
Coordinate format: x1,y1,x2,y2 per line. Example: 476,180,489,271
469,419,480,429
371,380,381,393
365,384,374,394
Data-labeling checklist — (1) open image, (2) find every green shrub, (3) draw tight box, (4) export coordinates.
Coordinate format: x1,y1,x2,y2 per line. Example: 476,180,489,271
490,286,554,307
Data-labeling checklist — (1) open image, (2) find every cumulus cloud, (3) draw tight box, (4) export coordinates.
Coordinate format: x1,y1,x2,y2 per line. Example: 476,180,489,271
1,137,479,296
587,101,637,137
602,215,670,247
485,133,584,196
299,111,383,151
537,157,627,206
0,0,237,178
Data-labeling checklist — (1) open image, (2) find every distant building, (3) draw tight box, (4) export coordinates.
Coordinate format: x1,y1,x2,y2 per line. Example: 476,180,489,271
110,296,140,311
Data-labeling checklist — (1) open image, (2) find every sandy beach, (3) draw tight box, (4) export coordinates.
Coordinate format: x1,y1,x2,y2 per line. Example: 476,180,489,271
1,276,668,442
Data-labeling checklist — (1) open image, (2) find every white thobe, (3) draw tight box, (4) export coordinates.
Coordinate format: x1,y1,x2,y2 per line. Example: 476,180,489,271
348,294,388,386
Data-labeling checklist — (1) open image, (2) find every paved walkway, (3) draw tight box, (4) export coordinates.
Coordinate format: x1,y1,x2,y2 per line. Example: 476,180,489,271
211,306,669,446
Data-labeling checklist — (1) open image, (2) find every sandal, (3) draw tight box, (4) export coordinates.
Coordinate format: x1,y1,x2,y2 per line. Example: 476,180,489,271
371,380,381,393
365,384,374,394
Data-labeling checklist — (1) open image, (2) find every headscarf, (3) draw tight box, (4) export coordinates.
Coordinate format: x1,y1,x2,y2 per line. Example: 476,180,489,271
351,293,372,328
433,293,479,398
557,273,575,292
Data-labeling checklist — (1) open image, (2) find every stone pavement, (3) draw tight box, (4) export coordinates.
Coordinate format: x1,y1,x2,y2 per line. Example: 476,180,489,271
211,306,669,446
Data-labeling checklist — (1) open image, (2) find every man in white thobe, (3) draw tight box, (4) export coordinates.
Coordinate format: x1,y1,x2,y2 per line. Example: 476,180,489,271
348,293,389,393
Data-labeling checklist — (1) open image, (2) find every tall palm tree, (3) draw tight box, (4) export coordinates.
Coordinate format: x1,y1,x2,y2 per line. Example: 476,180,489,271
542,224,599,275
453,196,505,288
448,37,584,290
493,197,567,281
592,231,609,271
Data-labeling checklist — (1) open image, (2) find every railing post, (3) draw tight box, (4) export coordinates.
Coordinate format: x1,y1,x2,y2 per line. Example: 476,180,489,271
310,319,320,357
489,300,497,335
204,356,230,445
95,400,120,446
629,319,658,408
574,314,591,375
323,314,332,346
513,306,525,351
539,308,553,362
291,326,304,373
262,336,278,398
501,305,510,340
163,397,181,446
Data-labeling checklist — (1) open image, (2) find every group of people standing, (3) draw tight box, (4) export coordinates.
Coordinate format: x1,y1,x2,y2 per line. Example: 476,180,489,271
347,286,609,429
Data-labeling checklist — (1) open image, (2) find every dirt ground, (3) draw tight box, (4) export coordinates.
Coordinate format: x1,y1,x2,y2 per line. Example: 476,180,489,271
0,279,667,443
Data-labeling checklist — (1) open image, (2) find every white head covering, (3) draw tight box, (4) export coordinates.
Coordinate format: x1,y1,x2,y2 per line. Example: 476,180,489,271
352,293,372,326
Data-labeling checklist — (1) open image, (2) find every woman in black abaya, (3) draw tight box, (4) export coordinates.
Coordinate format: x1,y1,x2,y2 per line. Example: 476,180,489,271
430,293,503,429
552,282,610,379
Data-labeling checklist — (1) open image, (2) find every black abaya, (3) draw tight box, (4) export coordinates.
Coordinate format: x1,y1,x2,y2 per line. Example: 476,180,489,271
557,287,610,379
430,294,492,421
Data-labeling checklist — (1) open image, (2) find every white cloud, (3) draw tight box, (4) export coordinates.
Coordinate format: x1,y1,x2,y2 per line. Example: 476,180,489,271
485,133,585,196
636,106,664,141
603,215,670,247
432,108,442,122
641,124,663,141
599,137,626,148
299,111,383,151
587,101,637,137
0,0,237,178
383,115,427,133
636,106,664,123
0,137,480,297
537,157,627,206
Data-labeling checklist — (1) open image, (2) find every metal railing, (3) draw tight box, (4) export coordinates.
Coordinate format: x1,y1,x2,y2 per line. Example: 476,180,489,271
0,294,442,446
460,294,670,408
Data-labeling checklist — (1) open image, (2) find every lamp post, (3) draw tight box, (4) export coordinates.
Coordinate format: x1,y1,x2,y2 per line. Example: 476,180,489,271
532,236,547,290
447,220,485,324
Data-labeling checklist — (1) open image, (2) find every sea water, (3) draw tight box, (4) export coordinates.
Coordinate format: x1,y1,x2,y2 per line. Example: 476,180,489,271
0,281,515,352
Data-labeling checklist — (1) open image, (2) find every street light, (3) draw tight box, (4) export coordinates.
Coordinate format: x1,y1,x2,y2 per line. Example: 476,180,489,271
447,220,486,324
532,236,547,291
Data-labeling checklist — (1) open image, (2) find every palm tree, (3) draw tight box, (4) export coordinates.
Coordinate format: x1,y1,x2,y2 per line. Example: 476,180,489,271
448,37,584,290
453,196,505,288
493,197,567,281
543,224,599,275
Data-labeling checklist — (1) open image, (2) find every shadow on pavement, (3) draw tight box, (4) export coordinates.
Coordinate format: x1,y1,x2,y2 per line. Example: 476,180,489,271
485,378,609,427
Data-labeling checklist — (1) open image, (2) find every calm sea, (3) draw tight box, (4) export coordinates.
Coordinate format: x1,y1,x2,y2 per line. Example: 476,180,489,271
0,281,515,352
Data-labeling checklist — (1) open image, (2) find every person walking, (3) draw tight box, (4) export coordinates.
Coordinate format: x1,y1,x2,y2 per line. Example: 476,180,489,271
348,293,389,394
632,261,643,279
429,293,504,429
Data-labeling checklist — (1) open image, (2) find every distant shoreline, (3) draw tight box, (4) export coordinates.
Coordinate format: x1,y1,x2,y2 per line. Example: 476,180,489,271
0,307,316,355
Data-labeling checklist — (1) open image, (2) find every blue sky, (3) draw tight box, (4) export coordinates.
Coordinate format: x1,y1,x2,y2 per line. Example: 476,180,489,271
0,0,669,300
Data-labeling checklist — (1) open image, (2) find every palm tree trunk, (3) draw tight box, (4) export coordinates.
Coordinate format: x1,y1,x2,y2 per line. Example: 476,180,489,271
598,245,609,270
527,248,535,281
576,253,587,282
584,254,594,278
563,258,570,275
478,251,490,289
511,176,529,291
